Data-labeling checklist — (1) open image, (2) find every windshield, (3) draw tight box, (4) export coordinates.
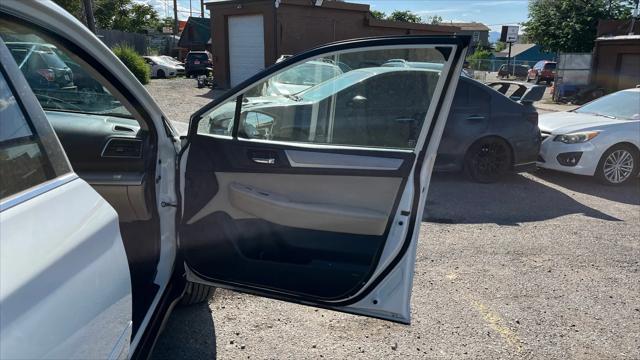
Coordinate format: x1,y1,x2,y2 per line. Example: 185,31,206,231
0,22,134,119
274,63,342,86
543,63,556,70
299,70,372,102
574,90,640,120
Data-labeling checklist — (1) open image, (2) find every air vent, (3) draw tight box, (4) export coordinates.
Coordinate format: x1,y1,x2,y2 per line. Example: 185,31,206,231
102,138,143,158
113,125,135,132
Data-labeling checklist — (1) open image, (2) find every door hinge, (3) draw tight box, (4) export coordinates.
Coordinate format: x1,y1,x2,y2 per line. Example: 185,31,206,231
161,201,177,208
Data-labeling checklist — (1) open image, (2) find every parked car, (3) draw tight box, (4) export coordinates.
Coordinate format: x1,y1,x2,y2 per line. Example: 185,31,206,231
143,55,181,78
184,50,212,77
538,88,640,185
384,61,543,182
4,41,75,94
159,55,185,75
527,60,556,84
264,60,342,96
0,2,471,358
497,64,529,80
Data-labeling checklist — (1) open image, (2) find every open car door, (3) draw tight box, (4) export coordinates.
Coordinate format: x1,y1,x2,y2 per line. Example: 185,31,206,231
179,36,469,323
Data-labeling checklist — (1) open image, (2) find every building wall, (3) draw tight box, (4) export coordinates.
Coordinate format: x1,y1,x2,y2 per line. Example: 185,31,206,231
207,0,457,88
454,29,489,52
592,38,640,91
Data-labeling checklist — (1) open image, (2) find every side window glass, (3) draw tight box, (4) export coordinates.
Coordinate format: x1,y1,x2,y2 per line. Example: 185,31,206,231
0,19,134,120
198,47,449,150
0,70,57,199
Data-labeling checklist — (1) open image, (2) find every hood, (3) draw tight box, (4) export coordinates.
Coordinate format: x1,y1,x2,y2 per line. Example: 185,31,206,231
538,111,628,134
267,81,311,96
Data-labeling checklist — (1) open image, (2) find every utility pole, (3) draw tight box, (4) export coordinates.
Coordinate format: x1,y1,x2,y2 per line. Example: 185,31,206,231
630,0,639,35
82,0,96,33
173,0,178,35
201,0,205,18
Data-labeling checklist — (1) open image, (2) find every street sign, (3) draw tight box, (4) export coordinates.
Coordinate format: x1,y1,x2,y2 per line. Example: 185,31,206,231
500,25,519,43
162,26,173,34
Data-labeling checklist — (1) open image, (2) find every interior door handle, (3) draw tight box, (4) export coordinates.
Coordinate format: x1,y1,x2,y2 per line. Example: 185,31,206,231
466,115,485,121
252,157,276,165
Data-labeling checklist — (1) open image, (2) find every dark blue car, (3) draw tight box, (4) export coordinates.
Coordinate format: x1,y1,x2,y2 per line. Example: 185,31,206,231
383,60,543,183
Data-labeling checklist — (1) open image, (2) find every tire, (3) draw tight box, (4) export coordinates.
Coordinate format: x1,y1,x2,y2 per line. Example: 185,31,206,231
157,69,166,79
180,281,216,306
465,137,512,184
595,144,639,185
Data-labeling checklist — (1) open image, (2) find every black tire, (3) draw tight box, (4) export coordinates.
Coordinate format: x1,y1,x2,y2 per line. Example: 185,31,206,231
180,281,216,306
157,69,166,79
465,137,512,184
595,144,639,186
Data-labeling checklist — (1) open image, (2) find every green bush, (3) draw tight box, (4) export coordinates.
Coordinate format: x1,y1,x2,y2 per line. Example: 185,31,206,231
112,44,150,85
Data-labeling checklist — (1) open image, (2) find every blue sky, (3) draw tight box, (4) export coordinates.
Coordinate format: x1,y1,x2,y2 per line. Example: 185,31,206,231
149,0,529,32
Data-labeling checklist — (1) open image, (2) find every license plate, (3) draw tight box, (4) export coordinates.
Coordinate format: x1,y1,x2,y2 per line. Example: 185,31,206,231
194,60,200,65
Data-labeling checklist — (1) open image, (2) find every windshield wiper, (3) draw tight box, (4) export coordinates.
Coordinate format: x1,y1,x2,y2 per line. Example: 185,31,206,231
284,94,302,101
576,111,616,119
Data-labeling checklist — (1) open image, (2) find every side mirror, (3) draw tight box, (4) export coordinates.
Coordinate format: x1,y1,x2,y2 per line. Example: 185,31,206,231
347,95,367,108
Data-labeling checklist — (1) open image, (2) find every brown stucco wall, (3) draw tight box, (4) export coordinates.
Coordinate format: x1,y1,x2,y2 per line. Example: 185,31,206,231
207,0,458,88
592,38,640,91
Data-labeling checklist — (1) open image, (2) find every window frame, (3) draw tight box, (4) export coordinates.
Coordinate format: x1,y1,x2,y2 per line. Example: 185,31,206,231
0,37,73,210
191,41,458,153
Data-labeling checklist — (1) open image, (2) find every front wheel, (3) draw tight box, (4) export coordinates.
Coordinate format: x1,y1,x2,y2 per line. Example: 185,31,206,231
465,137,512,183
596,144,639,185
179,281,216,306
157,69,166,79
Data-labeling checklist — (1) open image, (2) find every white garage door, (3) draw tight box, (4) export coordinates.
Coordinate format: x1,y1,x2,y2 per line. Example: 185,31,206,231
228,15,265,87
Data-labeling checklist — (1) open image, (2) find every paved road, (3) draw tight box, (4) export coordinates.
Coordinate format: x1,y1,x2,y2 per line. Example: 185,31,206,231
147,78,640,359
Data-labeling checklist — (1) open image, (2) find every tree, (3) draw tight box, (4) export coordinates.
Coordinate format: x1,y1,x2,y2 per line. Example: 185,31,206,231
466,49,493,71
387,10,422,23
94,0,161,33
52,0,84,22
523,0,632,52
370,10,386,20
494,41,507,52
426,15,443,25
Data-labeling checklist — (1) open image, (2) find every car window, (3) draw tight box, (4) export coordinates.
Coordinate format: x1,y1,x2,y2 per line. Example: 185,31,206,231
198,46,448,149
543,63,556,70
574,90,640,120
188,53,209,61
0,70,63,200
273,62,341,86
0,19,134,119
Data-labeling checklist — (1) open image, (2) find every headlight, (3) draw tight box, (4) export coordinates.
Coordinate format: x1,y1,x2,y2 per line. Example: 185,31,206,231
553,131,599,144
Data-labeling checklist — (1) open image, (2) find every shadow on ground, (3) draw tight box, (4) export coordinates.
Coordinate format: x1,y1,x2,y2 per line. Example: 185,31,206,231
150,302,216,360
534,169,640,205
424,171,627,225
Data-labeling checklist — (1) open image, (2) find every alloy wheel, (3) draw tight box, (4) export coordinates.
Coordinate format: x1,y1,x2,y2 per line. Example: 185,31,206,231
603,149,634,184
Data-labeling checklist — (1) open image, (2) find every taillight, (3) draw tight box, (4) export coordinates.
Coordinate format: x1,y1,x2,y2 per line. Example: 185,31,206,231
37,69,55,82
526,112,538,126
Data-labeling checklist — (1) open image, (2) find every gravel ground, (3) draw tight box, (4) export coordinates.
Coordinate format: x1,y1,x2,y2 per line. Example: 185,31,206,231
147,78,640,359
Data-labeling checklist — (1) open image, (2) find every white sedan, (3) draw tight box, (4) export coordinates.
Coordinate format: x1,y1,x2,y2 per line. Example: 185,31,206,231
143,55,183,78
538,88,640,185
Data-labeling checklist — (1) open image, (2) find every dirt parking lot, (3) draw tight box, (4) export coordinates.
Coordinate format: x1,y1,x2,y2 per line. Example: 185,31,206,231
147,78,639,359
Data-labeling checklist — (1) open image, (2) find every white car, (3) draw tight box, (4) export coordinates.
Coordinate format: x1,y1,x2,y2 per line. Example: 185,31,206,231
265,59,343,96
538,88,640,185
143,55,182,78
0,1,470,358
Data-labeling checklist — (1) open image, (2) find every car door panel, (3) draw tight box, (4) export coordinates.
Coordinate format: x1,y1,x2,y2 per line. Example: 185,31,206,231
0,38,133,359
180,36,469,321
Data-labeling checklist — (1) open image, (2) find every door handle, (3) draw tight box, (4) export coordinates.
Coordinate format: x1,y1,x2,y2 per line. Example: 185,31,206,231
466,115,485,121
251,157,276,165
